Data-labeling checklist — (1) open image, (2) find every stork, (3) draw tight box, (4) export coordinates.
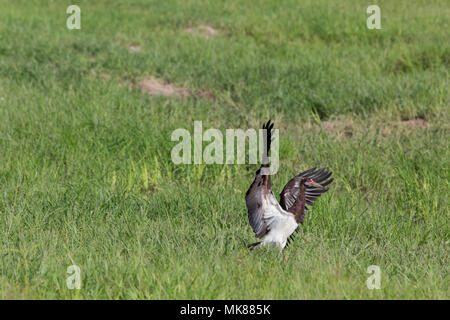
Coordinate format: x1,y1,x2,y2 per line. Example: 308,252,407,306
245,120,333,250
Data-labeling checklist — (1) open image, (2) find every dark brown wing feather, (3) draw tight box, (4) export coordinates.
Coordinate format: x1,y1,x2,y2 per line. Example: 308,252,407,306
280,167,333,211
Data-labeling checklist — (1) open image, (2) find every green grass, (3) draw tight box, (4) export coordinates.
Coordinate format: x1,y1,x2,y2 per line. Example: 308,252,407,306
0,0,449,299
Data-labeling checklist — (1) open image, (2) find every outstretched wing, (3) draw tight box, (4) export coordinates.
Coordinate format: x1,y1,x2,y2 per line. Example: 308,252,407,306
245,174,269,238
279,167,333,211
245,120,283,238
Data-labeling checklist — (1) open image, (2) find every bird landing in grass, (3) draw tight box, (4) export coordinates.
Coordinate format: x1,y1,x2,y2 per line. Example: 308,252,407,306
245,120,333,251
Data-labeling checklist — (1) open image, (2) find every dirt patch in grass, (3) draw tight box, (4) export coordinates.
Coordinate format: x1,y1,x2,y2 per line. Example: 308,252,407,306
135,78,214,100
322,119,354,138
184,25,220,38
136,78,191,97
313,116,429,139
401,117,428,129
129,45,141,52
197,89,215,100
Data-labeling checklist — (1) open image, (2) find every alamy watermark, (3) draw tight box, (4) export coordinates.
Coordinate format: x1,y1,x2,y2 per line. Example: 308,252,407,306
66,5,81,30
171,121,279,174
66,265,81,290
366,265,381,290
367,5,381,30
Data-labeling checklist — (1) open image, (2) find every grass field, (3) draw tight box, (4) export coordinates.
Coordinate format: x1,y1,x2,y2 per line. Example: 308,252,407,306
0,0,449,299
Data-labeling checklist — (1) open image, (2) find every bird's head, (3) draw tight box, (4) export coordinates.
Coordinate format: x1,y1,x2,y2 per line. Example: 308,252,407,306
305,178,326,190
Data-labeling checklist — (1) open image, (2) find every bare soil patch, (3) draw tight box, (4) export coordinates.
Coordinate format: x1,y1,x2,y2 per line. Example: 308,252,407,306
197,89,215,100
135,78,215,100
136,78,191,97
129,45,141,52
184,25,219,38
401,117,428,129
321,119,354,138
316,116,429,139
